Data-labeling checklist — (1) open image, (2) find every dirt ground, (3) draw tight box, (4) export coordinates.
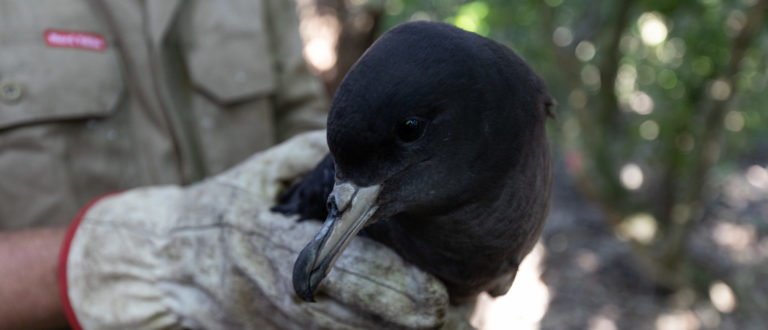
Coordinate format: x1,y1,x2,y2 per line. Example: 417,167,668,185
472,157,768,330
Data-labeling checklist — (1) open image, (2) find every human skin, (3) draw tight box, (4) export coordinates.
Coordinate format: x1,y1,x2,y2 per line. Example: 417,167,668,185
0,227,67,329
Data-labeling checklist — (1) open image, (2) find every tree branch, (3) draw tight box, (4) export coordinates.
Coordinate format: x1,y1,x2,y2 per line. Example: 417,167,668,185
663,0,768,264
597,0,632,128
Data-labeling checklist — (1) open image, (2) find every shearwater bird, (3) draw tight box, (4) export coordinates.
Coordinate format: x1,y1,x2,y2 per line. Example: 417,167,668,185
274,21,554,304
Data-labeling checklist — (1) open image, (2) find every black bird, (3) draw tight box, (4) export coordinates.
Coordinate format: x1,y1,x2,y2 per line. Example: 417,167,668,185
274,21,554,304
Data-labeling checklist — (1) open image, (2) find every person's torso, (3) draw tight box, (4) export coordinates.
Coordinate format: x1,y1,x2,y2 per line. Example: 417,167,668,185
0,0,286,228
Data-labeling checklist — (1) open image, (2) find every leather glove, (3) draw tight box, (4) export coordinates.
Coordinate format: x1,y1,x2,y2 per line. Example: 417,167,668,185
59,131,456,330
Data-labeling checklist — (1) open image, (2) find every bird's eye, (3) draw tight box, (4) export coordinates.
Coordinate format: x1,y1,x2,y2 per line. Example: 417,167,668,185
396,118,427,142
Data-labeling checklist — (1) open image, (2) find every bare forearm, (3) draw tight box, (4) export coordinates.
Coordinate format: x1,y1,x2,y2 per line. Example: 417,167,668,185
0,227,68,329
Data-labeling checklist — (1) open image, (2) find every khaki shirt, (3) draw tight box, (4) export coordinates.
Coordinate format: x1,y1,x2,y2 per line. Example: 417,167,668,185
0,0,327,229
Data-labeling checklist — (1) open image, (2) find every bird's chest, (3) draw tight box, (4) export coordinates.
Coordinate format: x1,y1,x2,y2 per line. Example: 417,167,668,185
366,219,513,299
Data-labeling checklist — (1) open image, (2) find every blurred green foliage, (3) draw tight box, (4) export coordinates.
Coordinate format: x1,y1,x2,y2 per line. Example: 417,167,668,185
382,0,768,159
378,0,768,290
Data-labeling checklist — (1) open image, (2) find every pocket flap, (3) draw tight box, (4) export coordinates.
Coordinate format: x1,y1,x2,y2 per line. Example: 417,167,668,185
187,39,276,103
184,1,276,104
0,43,124,130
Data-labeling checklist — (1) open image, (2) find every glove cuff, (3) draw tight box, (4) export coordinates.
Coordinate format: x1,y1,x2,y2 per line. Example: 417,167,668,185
58,192,123,330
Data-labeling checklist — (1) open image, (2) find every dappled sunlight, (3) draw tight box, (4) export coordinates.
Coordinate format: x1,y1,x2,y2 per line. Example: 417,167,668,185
722,166,768,209
723,111,745,132
654,38,685,67
581,65,601,90
575,249,599,273
409,11,434,22
712,222,756,252
617,213,657,244
619,163,644,190
745,165,768,190
639,120,660,140
709,281,737,313
638,13,668,46
304,38,337,71
297,2,340,72
575,41,596,62
471,242,549,330
616,64,637,101
452,1,490,36
553,26,573,47
709,79,732,100
629,91,654,114
588,312,618,330
655,310,700,330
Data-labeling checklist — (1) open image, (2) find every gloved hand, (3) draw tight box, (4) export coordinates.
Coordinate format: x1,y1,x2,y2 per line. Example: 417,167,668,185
59,131,459,330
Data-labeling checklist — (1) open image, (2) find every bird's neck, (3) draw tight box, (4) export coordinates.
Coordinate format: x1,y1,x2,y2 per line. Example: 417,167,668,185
370,137,552,300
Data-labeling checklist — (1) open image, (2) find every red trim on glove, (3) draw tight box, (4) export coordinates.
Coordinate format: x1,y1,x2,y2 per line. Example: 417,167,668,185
58,192,122,330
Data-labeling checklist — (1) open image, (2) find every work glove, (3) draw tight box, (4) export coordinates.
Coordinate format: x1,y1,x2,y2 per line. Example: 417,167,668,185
59,131,462,330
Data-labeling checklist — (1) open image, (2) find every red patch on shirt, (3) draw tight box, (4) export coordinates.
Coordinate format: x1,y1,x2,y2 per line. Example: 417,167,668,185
44,29,106,52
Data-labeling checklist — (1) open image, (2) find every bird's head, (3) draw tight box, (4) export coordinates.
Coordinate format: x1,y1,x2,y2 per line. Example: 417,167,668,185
293,21,554,302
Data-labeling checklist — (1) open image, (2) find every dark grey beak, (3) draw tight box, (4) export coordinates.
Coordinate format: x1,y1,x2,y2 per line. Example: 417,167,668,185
292,182,381,302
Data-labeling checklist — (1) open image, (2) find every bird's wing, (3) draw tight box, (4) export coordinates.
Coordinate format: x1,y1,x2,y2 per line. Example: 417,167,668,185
272,154,336,221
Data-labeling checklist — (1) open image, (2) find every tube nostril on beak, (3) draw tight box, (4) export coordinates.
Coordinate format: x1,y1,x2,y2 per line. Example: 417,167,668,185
326,196,335,214
331,182,357,212
326,197,339,218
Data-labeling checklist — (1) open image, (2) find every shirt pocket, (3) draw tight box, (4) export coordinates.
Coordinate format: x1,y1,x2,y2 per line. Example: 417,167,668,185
0,38,124,131
184,0,276,104
182,0,279,174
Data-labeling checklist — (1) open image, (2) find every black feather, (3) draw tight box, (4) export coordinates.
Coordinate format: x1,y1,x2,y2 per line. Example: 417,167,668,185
272,155,335,221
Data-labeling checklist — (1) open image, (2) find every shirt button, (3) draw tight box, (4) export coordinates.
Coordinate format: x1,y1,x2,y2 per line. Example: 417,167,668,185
0,81,23,103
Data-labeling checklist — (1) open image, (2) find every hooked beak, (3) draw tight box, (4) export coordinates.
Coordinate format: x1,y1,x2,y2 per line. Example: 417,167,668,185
292,182,381,302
